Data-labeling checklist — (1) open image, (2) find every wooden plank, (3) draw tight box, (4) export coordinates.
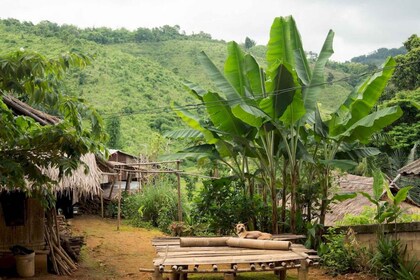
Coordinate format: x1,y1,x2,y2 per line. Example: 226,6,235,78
154,252,303,266
157,249,304,258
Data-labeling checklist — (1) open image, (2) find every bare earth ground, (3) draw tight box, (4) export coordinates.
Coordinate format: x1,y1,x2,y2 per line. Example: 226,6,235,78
18,215,373,280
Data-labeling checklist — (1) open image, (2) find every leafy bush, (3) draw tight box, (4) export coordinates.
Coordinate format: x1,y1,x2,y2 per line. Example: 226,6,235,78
121,179,184,233
192,177,271,235
318,228,360,275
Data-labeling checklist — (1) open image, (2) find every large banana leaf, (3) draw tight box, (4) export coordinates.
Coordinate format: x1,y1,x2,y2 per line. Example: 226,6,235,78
202,91,248,136
198,51,240,103
337,106,403,143
163,128,203,140
224,42,249,97
280,90,306,125
216,42,266,128
244,55,263,97
329,58,396,136
172,103,217,144
159,144,220,161
232,103,267,128
264,17,306,124
266,16,296,71
184,81,207,101
336,144,381,161
261,63,300,120
301,30,334,114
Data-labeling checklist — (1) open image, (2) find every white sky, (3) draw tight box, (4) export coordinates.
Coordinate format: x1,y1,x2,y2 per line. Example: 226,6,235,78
1,0,419,61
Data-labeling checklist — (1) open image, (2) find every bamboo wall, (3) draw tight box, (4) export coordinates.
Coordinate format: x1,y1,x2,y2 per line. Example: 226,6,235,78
0,198,45,250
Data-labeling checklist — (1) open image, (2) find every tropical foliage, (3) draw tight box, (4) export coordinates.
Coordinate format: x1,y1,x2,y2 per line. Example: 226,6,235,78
0,18,362,155
166,16,402,234
0,49,106,202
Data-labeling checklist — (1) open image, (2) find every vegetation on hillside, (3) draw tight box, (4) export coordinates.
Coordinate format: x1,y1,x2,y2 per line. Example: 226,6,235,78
0,50,106,204
0,18,363,155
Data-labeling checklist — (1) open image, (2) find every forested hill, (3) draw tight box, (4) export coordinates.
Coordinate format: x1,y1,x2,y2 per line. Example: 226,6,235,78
351,46,406,66
0,19,379,154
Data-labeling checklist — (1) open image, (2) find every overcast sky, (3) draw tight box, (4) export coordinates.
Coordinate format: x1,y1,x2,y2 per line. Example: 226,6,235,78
1,0,419,61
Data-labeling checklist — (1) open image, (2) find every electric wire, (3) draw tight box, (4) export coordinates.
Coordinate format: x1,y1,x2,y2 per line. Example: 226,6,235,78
101,59,420,119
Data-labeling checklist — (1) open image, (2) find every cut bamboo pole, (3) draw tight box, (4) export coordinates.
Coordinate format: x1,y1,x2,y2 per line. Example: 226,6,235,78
180,237,229,247
226,238,291,250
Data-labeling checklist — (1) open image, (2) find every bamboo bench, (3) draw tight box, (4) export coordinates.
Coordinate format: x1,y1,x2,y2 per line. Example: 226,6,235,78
140,237,319,280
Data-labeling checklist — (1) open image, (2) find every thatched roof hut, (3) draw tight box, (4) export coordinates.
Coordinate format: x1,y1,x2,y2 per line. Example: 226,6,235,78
398,158,420,177
325,174,420,226
1,95,101,197
0,95,101,256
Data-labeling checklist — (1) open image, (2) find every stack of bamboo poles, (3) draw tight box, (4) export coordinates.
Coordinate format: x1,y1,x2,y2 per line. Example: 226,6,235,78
56,214,85,261
45,210,78,276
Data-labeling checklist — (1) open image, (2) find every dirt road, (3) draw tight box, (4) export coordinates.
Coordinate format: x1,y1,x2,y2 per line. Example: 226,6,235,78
19,215,373,280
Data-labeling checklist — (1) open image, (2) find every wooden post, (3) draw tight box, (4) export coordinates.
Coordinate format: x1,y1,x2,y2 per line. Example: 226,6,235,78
224,273,235,280
100,189,104,218
152,266,163,280
298,259,308,280
108,175,116,200
278,270,286,280
125,172,132,192
117,171,122,231
138,172,142,193
176,160,182,222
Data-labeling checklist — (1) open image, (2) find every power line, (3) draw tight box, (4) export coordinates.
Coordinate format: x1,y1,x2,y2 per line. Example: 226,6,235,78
101,59,420,119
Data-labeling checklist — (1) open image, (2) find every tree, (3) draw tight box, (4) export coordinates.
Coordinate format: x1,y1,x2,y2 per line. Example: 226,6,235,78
244,37,256,49
0,49,106,199
392,34,420,91
106,115,122,149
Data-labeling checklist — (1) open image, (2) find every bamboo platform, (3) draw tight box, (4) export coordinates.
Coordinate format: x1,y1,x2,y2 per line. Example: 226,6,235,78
140,237,319,280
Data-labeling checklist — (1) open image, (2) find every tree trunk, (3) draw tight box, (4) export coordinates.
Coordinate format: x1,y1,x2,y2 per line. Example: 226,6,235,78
319,169,329,226
290,165,299,233
270,174,279,234
281,161,288,233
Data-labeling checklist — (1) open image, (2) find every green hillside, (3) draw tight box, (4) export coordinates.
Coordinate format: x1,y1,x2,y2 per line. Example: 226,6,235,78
0,19,365,154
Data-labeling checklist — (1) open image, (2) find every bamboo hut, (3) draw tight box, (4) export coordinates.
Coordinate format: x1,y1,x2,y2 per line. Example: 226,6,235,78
325,174,420,226
0,95,101,274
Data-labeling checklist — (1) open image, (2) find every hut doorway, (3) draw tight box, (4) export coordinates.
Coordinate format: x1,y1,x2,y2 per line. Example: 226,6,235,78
56,192,73,219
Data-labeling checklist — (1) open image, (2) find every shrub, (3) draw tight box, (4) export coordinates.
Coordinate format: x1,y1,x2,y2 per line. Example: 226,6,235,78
191,177,271,235
318,227,360,275
370,235,419,280
122,179,184,233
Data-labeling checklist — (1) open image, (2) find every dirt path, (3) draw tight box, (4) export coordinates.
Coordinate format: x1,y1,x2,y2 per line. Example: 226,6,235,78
20,215,373,280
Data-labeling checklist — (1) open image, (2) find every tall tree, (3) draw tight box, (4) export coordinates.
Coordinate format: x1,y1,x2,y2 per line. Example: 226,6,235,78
392,34,420,91
244,37,256,49
106,115,122,149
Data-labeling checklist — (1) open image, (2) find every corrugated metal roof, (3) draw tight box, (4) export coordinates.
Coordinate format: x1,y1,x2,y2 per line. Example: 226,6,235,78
398,158,420,176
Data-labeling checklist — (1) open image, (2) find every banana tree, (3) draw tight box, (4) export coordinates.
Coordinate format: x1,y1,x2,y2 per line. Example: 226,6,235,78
313,57,403,226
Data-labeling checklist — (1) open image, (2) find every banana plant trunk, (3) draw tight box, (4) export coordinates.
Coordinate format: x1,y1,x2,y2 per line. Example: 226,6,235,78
270,174,279,234
319,168,329,226
281,160,288,233
290,164,299,233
